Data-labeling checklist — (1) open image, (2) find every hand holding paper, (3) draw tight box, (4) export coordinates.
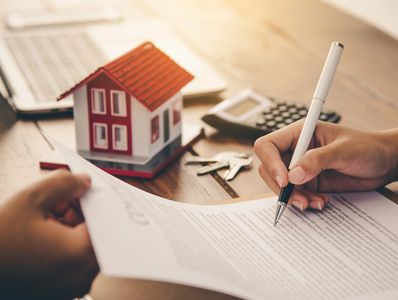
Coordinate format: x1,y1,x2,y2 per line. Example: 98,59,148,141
54,139,398,300
0,170,98,299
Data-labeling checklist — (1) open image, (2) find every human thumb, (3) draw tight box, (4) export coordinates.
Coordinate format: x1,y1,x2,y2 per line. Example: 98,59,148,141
288,145,334,185
29,170,91,211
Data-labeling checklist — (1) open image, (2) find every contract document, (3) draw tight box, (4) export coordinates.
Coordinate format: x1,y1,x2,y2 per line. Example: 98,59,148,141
56,141,398,300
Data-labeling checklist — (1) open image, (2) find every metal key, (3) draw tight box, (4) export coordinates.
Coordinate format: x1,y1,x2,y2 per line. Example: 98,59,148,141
185,152,249,164
195,152,248,175
196,160,230,175
185,156,219,164
223,156,253,181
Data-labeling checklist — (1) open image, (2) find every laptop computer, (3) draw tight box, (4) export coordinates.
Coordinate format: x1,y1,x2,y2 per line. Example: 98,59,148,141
0,20,226,115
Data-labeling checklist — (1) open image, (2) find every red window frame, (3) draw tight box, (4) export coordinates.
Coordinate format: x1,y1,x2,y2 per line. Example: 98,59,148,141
91,88,106,115
112,124,128,151
92,123,108,149
110,90,127,117
151,115,160,143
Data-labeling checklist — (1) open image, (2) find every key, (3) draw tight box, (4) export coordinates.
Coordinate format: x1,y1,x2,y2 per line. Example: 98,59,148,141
197,160,230,175
195,152,249,175
223,156,253,181
185,156,219,164
185,152,249,164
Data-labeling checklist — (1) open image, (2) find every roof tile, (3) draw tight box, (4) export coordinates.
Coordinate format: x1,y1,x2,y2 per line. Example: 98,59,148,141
58,42,193,111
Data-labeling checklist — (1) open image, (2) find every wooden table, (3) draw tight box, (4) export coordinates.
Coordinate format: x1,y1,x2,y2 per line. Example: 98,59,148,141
1,0,398,299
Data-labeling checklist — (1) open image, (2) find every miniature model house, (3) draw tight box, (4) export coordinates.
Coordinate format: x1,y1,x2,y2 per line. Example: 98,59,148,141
58,41,193,169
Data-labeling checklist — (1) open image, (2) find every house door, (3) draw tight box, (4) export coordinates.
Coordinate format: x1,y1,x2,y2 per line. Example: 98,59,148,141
88,83,132,156
163,109,170,142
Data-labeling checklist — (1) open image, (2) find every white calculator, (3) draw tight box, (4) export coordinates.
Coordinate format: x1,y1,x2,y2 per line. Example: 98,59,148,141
202,89,341,138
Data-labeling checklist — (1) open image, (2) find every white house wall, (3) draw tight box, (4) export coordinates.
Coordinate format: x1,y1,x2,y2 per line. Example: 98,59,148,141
148,92,182,158
73,86,183,160
131,92,182,159
131,96,150,158
73,85,90,152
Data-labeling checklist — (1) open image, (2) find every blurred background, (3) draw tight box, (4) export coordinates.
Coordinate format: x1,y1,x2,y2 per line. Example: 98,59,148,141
325,0,398,40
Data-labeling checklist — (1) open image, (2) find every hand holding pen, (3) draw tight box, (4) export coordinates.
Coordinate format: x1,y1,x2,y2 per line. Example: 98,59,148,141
254,120,398,217
255,42,344,226
255,42,398,225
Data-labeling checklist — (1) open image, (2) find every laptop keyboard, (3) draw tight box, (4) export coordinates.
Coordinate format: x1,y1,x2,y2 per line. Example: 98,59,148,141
5,31,107,102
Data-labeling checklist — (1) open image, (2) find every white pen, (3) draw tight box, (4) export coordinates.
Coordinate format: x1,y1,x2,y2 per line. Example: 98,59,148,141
274,41,344,227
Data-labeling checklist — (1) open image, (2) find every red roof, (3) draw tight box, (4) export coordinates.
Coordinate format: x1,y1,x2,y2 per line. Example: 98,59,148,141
58,41,194,111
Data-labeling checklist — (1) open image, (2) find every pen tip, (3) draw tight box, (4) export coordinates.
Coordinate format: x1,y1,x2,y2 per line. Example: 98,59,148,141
273,201,287,227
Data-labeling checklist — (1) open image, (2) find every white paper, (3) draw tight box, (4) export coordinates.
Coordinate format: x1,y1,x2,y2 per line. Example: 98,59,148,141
55,141,398,300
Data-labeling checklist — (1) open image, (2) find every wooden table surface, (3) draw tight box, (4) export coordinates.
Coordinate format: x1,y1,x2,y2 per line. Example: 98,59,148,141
1,0,398,299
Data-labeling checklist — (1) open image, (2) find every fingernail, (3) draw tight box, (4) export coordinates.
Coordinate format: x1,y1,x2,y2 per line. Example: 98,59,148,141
291,200,304,211
289,166,306,184
78,174,91,188
310,200,324,211
275,174,283,187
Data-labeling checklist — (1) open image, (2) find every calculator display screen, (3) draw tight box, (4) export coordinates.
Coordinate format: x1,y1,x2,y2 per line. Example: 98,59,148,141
225,98,259,117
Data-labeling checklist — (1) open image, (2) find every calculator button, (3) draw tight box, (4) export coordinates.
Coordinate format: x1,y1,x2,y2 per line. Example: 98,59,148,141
324,112,335,119
281,111,290,118
298,109,308,116
288,107,298,114
256,118,266,126
320,114,328,121
271,109,281,115
278,105,288,112
291,114,301,121
266,121,276,128
285,118,294,124
276,122,286,129
264,114,274,121
262,108,272,115
274,116,283,123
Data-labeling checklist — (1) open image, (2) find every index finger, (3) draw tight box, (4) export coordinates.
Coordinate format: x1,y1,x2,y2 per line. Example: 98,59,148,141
254,121,304,187
254,120,304,163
